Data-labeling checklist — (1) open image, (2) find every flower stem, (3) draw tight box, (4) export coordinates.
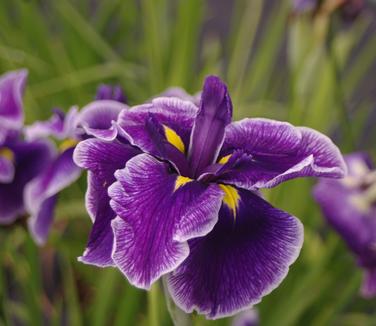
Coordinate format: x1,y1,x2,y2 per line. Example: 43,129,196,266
148,284,159,326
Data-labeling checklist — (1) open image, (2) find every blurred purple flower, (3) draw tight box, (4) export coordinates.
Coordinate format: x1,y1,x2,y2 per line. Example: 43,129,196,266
74,75,346,318
95,84,127,104
25,96,128,245
314,153,376,298
0,69,54,224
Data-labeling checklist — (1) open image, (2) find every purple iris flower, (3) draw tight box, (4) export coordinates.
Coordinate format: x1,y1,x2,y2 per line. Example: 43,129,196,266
74,76,346,319
314,153,376,298
24,86,128,245
0,69,54,224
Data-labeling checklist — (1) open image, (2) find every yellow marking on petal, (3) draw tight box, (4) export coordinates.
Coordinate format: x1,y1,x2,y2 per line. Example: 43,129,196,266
163,125,185,153
218,154,231,165
219,184,240,218
59,138,78,152
174,176,193,191
0,148,14,162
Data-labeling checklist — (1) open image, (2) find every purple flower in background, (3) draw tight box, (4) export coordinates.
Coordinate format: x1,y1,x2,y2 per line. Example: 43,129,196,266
74,75,346,318
95,84,127,104
25,86,128,245
0,69,54,224
314,153,376,298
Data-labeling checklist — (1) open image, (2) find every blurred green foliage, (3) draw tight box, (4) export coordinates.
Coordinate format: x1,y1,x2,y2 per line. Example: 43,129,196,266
0,0,376,325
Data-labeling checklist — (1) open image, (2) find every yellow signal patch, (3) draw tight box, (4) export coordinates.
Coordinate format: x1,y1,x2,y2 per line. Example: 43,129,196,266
0,147,15,162
59,138,79,152
219,184,240,217
163,125,185,153
218,154,231,165
174,176,193,191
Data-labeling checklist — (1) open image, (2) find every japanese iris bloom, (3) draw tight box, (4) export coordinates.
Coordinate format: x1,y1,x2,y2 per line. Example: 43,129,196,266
314,153,376,298
0,70,54,224
24,85,127,244
73,76,346,318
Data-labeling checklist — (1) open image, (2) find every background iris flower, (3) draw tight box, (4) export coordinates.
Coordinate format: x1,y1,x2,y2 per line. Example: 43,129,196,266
0,70,54,224
24,85,127,244
314,153,376,298
74,75,346,319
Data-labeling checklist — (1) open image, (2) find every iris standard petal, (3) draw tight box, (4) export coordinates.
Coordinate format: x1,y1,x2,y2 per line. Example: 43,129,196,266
73,138,140,267
219,119,346,190
25,147,81,244
0,155,15,183
0,139,54,224
0,69,27,132
188,76,232,177
78,100,127,141
167,188,303,319
108,153,223,289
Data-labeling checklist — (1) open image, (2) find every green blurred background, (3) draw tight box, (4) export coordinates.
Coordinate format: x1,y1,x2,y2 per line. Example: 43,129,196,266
1,0,376,325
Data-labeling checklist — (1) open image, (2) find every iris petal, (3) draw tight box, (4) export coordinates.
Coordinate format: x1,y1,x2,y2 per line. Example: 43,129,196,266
108,153,223,289
218,119,346,190
188,76,232,177
167,188,303,319
25,147,81,245
73,138,140,266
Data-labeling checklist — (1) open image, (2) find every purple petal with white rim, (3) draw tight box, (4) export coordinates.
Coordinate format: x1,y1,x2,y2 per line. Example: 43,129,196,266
77,100,127,141
188,76,232,177
73,138,140,267
219,119,346,190
0,69,27,132
25,147,81,244
167,188,303,319
108,153,223,289
0,139,54,224
0,155,15,183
